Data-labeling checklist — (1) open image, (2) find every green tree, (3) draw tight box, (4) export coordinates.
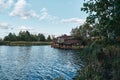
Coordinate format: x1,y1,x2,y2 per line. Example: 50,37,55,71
71,23,92,40
3,31,48,42
0,38,2,41
18,31,32,41
30,34,38,41
38,33,46,41
18,31,26,41
47,35,52,42
71,27,81,39
74,0,120,80
25,31,31,41
4,33,17,41
81,0,120,43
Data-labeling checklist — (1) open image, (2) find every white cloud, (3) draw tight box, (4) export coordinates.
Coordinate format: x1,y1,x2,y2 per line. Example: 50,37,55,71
0,0,14,12
9,1,57,21
0,22,10,29
61,18,85,24
7,0,14,8
39,8,59,21
39,8,85,25
9,0,38,19
17,26,34,31
40,8,47,12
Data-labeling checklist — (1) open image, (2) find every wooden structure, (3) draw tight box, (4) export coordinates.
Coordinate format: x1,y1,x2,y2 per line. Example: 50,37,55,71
51,35,84,49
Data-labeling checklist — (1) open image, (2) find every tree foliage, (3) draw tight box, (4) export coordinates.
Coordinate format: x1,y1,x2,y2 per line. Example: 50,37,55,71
4,31,47,41
47,35,52,42
73,0,120,80
4,33,17,41
81,0,120,43
38,33,46,41
74,42,120,80
71,23,93,44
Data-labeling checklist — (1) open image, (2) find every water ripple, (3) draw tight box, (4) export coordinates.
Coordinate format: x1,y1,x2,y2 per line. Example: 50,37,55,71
0,46,83,80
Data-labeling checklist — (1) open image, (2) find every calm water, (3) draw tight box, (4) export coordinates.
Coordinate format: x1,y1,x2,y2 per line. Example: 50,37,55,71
0,46,83,80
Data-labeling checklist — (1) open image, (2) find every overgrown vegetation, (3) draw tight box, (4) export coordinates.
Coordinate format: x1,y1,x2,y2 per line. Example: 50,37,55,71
72,0,120,80
73,42,120,80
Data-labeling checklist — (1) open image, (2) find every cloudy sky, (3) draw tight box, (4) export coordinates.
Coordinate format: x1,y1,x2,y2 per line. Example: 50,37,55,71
0,0,87,38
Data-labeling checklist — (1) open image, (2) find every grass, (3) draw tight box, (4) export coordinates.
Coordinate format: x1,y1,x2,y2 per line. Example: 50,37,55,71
0,41,51,46
73,42,120,80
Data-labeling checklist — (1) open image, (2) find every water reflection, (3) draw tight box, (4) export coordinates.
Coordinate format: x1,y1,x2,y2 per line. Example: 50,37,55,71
0,46,83,80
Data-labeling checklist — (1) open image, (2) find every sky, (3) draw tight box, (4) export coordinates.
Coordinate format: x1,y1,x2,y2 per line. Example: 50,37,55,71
0,0,87,38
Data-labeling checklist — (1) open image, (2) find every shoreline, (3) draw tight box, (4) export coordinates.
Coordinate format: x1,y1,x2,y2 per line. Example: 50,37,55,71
51,44,84,50
0,41,51,46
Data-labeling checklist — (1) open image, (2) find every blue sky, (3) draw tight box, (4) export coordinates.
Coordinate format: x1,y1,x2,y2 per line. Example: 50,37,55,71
0,0,87,38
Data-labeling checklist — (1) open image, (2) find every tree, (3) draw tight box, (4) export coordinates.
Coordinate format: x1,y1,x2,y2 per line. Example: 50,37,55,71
71,23,92,40
18,31,32,41
3,31,48,42
73,0,120,80
47,35,52,42
30,34,38,41
18,31,26,41
81,0,120,43
0,38,2,41
71,27,81,39
25,31,31,41
4,33,17,41
38,33,46,41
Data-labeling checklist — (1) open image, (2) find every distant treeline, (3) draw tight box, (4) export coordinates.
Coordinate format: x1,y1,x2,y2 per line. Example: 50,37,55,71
2,31,52,42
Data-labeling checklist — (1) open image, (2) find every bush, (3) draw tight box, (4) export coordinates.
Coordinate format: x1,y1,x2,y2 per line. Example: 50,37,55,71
74,43,120,80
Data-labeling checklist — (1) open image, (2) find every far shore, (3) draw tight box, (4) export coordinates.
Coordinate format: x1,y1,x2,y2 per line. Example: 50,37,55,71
0,41,51,46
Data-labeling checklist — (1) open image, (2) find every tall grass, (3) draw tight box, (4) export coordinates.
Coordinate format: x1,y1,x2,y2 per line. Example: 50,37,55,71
73,41,120,80
0,41,51,46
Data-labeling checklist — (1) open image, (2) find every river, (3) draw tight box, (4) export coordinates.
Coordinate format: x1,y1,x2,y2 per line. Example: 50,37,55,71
0,46,83,80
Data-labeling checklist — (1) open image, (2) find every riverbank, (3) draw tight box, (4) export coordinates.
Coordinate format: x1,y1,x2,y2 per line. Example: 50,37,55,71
73,42,120,80
51,44,84,50
0,41,51,46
